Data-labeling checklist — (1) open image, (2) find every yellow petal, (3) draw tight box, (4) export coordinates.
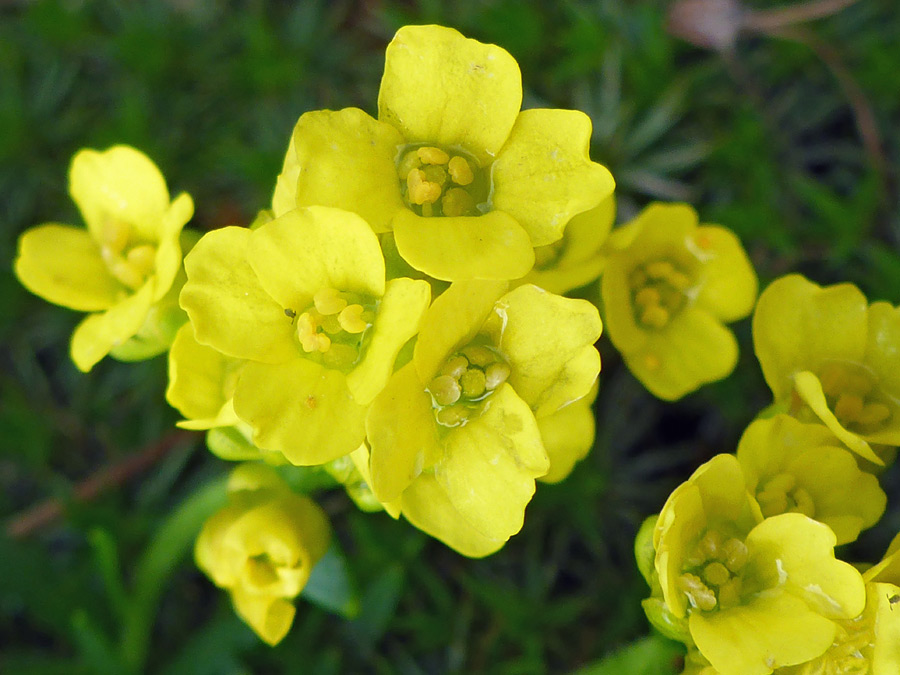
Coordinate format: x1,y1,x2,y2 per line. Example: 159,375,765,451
392,209,534,282
436,383,547,540
491,109,615,246
625,305,739,401
69,145,171,243
413,280,509,382
753,275,868,401
248,207,385,310
233,358,367,465
689,591,837,675
290,108,405,233
166,322,242,423
346,278,431,406
793,370,884,464
378,25,522,164
746,513,866,620
864,302,900,397
520,195,615,295
70,282,155,372
15,224,121,311
366,362,441,503
536,385,596,483
691,225,757,322
871,582,900,674
231,588,296,646
151,192,194,302
180,226,296,363
400,473,506,558
488,284,602,417
272,134,300,218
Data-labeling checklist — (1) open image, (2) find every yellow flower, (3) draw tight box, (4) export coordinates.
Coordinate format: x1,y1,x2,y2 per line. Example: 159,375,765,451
753,273,900,465
179,206,431,466
275,24,614,282
776,547,900,675
654,454,865,675
601,203,757,401
736,414,885,545
365,281,602,556
195,463,330,646
14,145,194,371
517,195,616,295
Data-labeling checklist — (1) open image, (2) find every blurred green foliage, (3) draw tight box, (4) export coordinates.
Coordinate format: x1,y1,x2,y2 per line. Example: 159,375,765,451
1,0,899,673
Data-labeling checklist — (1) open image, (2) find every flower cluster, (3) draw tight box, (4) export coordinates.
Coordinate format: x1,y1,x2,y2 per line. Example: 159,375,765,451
13,25,616,644
637,274,900,674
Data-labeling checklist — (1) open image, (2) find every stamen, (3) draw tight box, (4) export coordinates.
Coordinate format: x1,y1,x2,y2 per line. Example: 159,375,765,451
436,404,468,427
716,577,742,610
645,261,675,280
448,156,474,185
640,304,670,329
678,573,717,611
126,245,156,275
101,220,131,253
417,146,450,165
462,345,495,368
397,151,422,181
407,169,442,205
722,538,748,573
442,188,476,217
460,368,487,398
297,313,321,353
338,305,368,334
110,260,145,290
429,375,462,406
422,165,448,188
634,287,661,307
834,394,865,423
698,530,723,559
440,355,469,379
703,562,730,587
315,332,331,353
857,402,890,426
484,362,511,390
314,288,347,315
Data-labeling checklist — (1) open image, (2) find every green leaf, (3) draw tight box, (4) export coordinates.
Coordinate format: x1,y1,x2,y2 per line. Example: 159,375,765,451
71,610,124,675
301,542,360,619
573,634,684,675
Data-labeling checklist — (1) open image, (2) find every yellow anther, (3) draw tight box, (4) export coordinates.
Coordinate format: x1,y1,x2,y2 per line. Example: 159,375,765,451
668,271,692,291
634,287,661,307
703,561,731,587
791,487,816,518
442,187,476,217
417,146,450,165
645,261,675,280
101,219,131,253
316,333,331,353
422,164,448,188
484,362,511,390
678,573,717,611
429,375,462,406
460,368,487,398
407,169,442,205
716,577,742,610
858,402,890,426
126,245,156,276
462,345,495,367
640,304,670,329
834,394,865,423
397,150,422,180
296,313,320,352
698,530,723,560
448,155,474,185
338,304,368,334
110,260,145,290
440,355,469,379
722,538,749,573
436,404,468,427
314,288,347,316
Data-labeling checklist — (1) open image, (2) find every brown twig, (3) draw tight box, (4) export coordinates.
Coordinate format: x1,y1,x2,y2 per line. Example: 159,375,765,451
743,0,861,32
5,430,197,539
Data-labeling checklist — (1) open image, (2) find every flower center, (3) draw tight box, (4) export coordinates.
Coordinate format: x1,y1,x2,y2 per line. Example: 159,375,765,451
426,343,511,428
396,144,490,217
244,553,281,588
678,529,749,612
629,259,693,330
815,361,892,432
286,287,375,371
99,219,158,291
755,473,815,519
